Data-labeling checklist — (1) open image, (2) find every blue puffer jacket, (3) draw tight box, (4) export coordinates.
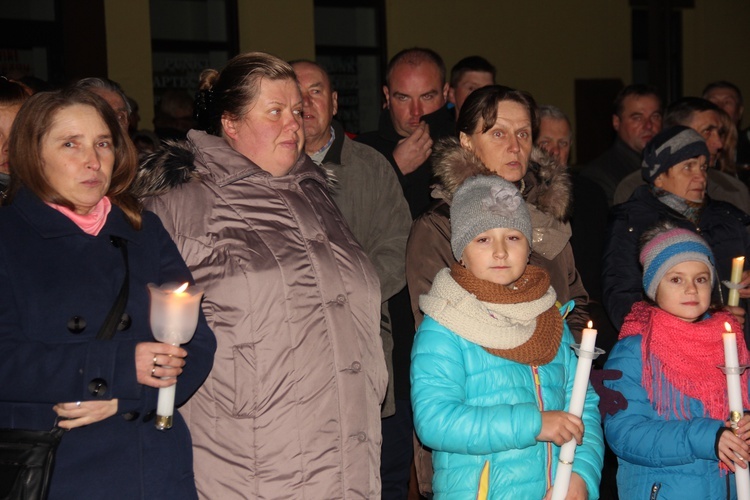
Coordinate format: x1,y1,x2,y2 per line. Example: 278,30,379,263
604,335,736,499
411,306,603,499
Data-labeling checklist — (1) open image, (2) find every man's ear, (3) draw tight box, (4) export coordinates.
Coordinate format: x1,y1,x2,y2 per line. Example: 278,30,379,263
442,82,450,103
448,87,457,106
383,85,391,109
612,113,621,133
332,90,339,116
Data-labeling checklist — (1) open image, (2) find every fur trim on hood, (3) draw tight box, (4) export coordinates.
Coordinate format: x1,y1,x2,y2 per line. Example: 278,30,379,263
130,140,198,199
431,136,572,222
130,137,339,199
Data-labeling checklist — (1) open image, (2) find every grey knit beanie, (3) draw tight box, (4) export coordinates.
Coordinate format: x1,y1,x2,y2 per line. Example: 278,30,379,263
450,175,532,260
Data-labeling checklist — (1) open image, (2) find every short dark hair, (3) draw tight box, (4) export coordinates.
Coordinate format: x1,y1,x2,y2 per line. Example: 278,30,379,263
385,47,445,88
449,56,496,88
613,84,662,117
457,85,537,138
7,87,141,227
702,80,743,105
664,97,721,128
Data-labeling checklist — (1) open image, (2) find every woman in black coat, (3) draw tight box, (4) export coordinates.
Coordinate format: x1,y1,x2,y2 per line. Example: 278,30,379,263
0,88,216,499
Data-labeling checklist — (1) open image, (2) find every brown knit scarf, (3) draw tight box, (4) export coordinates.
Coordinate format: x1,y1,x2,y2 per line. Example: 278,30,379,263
450,263,563,365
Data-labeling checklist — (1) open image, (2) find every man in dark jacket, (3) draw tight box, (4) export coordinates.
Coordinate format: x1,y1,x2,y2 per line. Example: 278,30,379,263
580,84,663,207
356,47,455,219
355,47,455,498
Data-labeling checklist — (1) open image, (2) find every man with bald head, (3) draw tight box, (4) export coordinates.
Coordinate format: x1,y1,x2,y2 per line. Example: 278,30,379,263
357,47,455,219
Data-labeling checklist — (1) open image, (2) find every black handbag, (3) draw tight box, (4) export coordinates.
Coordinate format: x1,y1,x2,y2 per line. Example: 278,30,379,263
0,237,129,500
0,427,65,500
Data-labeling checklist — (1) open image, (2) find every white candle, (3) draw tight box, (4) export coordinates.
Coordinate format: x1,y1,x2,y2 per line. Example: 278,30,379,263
728,257,745,307
148,282,203,430
723,323,750,499
551,322,598,500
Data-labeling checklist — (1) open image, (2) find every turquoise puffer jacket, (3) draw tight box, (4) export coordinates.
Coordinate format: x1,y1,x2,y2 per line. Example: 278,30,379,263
604,335,736,500
411,307,603,499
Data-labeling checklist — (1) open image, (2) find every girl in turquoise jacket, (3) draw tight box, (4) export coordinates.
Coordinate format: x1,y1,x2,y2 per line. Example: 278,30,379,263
604,222,750,499
411,175,603,499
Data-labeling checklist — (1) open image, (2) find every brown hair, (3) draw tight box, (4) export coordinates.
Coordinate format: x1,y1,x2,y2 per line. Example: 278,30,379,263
195,51,297,135
7,87,142,228
457,84,538,138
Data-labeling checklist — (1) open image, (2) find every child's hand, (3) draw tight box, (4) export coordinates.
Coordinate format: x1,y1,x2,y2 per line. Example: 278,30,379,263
717,428,750,472
536,411,584,446
543,472,588,499
728,414,750,441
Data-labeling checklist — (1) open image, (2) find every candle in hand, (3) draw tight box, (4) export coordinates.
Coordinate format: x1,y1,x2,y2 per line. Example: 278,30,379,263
728,257,745,307
722,322,750,500
551,321,599,500
148,282,203,430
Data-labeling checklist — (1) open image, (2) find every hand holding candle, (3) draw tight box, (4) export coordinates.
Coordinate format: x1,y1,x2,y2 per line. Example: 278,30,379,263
550,322,603,500
148,282,203,430
721,322,750,499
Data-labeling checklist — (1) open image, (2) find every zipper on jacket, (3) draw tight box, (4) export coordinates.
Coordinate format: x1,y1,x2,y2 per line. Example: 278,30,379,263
650,482,661,499
531,365,553,489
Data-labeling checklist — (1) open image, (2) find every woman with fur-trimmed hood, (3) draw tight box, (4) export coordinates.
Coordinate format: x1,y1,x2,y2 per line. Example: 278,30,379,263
407,85,589,337
407,84,591,497
132,53,386,499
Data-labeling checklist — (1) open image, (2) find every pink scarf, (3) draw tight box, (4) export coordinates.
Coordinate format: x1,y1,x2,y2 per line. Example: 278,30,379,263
47,196,112,236
620,301,750,421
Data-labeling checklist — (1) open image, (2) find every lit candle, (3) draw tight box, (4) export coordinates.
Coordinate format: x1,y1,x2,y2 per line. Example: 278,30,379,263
551,322,600,500
722,322,750,499
148,282,203,430
728,257,745,307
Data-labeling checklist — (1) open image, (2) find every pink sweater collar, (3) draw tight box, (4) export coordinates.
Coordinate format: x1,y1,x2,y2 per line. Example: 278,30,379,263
47,196,112,235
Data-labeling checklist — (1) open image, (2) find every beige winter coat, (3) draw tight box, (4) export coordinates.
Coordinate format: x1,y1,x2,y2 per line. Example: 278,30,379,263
140,130,387,499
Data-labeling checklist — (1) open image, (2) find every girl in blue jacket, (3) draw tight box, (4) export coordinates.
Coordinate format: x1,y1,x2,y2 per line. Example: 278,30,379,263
604,222,750,499
411,175,603,499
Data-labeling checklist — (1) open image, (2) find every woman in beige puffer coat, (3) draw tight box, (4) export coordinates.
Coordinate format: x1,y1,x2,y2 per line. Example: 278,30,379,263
134,52,387,500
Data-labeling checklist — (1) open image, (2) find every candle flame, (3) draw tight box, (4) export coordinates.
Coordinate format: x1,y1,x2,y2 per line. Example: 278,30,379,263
587,320,593,329
174,282,189,294
726,322,733,333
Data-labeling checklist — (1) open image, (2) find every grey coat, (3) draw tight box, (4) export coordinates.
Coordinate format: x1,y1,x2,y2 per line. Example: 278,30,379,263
321,120,411,417
140,130,387,499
